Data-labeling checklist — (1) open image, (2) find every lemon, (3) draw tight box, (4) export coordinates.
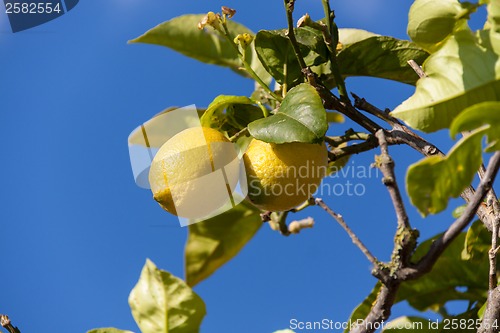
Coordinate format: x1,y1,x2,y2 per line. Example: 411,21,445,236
148,127,239,219
243,139,328,211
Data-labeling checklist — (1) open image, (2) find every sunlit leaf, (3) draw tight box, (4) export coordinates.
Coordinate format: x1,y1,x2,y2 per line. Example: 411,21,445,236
343,283,382,333
129,260,206,333
185,200,262,287
248,83,327,144
129,14,271,83
407,0,469,53
488,0,500,32
391,29,500,132
406,128,485,216
87,329,134,333
450,101,500,152
326,111,344,123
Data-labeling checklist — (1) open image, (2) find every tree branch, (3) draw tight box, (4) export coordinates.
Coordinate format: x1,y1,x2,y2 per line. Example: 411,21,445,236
351,283,400,333
315,198,380,268
398,151,500,280
374,130,411,231
478,286,500,333
354,95,500,234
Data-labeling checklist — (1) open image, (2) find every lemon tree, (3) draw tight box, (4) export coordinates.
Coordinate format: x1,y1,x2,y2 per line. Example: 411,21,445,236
93,1,500,333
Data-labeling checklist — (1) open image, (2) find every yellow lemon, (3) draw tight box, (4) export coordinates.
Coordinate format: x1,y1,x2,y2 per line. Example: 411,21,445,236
148,127,239,219
243,139,328,211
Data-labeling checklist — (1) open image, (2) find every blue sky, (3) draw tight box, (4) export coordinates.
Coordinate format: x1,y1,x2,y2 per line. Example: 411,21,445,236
0,1,489,333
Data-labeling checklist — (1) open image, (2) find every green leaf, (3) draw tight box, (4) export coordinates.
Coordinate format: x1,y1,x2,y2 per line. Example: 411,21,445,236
391,29,500,132
406,128,485,216
336,36,430,85
326,111,344,123
407,0,469,53
382,316,436,332
129,260,206,333
200,95,255,129
87,329,134,333
254,28,328,87
338,28,378,45
343,283,382,333
452,204,467,218
129,14,271,83
488,0,500,33
185,200,262,287
397,232,489,312
462,221,492,261
248,83,328,144
450,101,500,152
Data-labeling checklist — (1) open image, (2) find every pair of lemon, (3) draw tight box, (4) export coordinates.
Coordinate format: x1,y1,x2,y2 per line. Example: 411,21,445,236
148,127,327,216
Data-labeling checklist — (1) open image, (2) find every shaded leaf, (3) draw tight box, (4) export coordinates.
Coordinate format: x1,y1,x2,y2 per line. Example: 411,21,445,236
185,200,262,287
391,29,500,132
129,14,271,83
200,95,255,130
397,232,489,312
248,83,327,144
336,36,429,85
129,260,206,333
462,221,492,261
343,283,382,333
406,128,485,216
450,101,500,152
87,329,134,333
254,28,327,87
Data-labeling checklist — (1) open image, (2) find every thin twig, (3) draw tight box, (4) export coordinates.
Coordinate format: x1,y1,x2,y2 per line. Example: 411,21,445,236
315,198,380,267
398,151,500,280
283,0,308,71
324,130,371,147
320,0,349,102
328,137,379,162
407,59,427,78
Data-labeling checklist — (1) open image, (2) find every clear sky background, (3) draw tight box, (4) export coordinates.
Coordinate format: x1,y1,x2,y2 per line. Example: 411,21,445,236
0,1,489,333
